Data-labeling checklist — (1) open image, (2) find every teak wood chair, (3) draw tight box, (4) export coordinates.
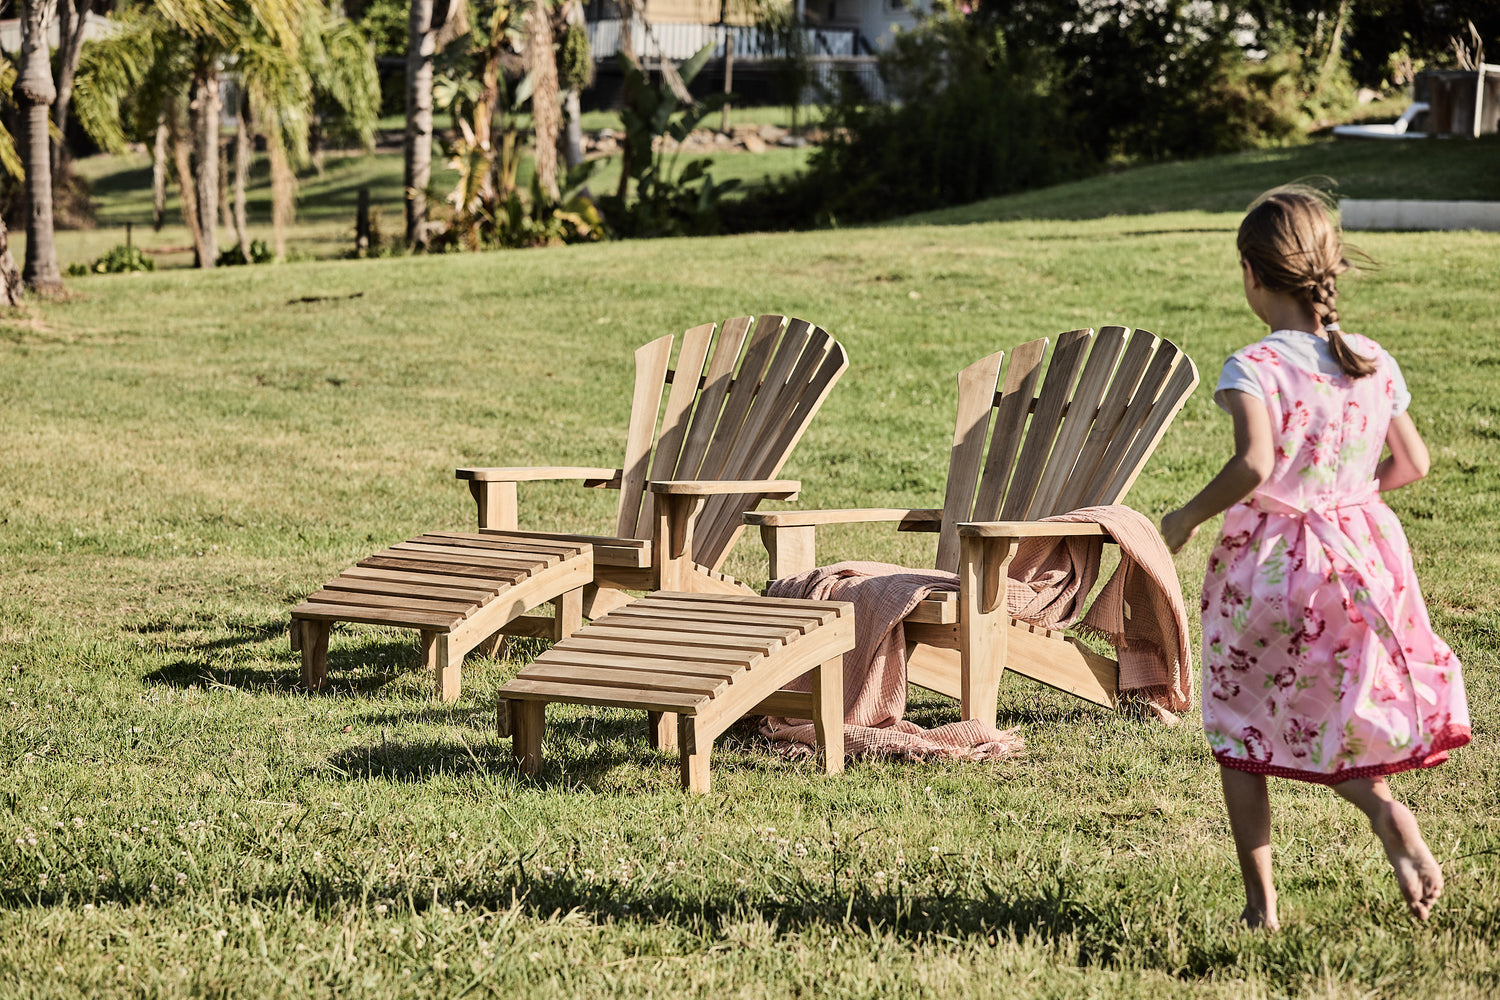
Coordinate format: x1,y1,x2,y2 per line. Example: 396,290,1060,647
745,326,1199,726
456,313,850,645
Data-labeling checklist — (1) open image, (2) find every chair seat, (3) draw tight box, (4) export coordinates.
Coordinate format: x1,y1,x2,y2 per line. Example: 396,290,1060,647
290,532,592,700
499,591,855,792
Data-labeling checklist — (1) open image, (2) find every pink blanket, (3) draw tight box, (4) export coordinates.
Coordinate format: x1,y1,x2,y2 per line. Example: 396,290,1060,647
762,505,1191,761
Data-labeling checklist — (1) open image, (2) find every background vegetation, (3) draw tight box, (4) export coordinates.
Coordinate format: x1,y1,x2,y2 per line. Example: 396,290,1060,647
1,142,1497,997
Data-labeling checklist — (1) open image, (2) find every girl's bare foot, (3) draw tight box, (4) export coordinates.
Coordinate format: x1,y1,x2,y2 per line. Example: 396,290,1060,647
1370,800,1443,920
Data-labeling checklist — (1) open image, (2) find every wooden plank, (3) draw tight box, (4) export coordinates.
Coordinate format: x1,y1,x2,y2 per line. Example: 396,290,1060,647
999,329,1092,521
625,598,831,630
689,314,786,485
616,333,676,541
290,602,457,630
476,529,650,568
534,650,745,679
418,531,586,558
697,325,837,567
745,507,942,528
338,565,505,594
578,622,784,653
1099,351,1199,504
935,349,1006,575
674,316,756,482
956,521,1111,538
456,465,620,482
1054,328,1158,512
1076,336,1181,507
969,339,1049,530
648,591,853,617
499,678,709,713
598,609,801,641
357,555,528,582
644,321,719,510
904,597,961,625
518,663,729,698
308,589,477,616
1002,627,1118,709
386,542,554,571
556,635,755,666
319,575,495,602
1028,326,1127,517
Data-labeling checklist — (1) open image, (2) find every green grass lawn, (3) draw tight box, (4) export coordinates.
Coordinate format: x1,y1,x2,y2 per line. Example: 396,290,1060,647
2,138,1498,998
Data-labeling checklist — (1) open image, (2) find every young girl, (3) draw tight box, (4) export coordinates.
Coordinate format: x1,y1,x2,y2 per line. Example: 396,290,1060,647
1160,187,1470,928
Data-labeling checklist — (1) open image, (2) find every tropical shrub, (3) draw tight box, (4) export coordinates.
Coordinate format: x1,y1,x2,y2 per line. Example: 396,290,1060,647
216,240,276,266
66,244,154,276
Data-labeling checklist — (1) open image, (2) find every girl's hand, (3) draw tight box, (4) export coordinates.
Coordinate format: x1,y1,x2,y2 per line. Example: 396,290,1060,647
1160,509,1196,554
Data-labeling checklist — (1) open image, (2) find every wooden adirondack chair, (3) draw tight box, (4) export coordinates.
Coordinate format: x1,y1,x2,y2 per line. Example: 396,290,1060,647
456,314,850,644
745,326,1199,726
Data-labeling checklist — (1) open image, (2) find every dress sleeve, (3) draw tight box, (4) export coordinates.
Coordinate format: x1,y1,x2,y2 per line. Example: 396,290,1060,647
1213,354,1263,412
1381,348,1412,416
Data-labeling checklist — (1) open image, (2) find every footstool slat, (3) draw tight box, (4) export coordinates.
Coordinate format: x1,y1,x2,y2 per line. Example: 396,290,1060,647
307,590,477,615
357,555,530,582
316,577,496,602
539,650,745,679
500,591,855,793
502,678,710,714
338,566,506,594
290,603,459,629
389,541,563,569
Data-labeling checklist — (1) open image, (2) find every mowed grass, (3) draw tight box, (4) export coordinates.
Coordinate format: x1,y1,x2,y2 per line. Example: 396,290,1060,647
1,139,1498,998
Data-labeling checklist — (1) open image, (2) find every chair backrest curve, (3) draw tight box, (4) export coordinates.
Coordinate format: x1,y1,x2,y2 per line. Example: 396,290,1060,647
934,327,1199,574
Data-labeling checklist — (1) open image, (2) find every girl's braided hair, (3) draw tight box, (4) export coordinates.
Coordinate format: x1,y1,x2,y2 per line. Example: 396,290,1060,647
1238,186,1376,378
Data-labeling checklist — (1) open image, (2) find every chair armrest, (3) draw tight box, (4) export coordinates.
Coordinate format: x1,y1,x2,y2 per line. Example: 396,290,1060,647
649,479,800,500
745,508,943,528
957,520,1112,538
456,466,622,487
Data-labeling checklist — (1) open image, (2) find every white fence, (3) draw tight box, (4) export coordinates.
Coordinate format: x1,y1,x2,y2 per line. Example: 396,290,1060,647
586,19,867,62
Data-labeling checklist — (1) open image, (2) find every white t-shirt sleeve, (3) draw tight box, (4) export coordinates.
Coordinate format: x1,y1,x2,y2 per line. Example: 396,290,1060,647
1213,354,1260,411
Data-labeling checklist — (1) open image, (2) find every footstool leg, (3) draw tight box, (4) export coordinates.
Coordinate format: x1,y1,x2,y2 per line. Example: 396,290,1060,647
648,711,679,750
553,588,583,640
511,700,546,774
477,631,511,660
423,632,460,702
679,716,710,794
298,620,331,691
810,656,845,776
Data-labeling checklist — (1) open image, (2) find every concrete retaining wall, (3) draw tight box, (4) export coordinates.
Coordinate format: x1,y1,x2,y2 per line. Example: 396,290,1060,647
1340,199,1500,232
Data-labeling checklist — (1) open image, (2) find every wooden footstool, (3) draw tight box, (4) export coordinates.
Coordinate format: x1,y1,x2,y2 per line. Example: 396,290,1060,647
290,531,592,701
498,592,855,793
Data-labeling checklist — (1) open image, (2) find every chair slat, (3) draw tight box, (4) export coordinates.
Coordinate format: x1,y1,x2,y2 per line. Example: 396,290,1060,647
1028,326,1129,517
1076,337,1183,506
690,314,786,485
695,324,833,565
1099,350,1200,503
637,321,720,542
616,335,675,539
969,338,1048,527
673,316,756,482
999,329,1093,521
1053,328,1159,512
935,351,1006,575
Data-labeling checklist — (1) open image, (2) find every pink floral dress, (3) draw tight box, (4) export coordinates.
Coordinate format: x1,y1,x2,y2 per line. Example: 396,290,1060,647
1201,333,1470,784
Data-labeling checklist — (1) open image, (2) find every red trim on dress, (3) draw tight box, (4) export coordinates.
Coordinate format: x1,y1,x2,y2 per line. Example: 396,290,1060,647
1213,725,1471,785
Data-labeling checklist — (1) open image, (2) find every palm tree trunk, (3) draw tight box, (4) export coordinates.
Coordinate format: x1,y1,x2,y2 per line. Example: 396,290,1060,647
270,138,295,261
190,58,220,268
51,0,90,178
16,0,62,293
152,111,170,232
0,217,24,306
404,0,436,249
233,99,251,259
171,114,204,262
527,0,561,202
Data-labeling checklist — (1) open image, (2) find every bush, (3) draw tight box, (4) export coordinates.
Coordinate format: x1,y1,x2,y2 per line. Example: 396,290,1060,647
66,244,154,276
216,240,276,266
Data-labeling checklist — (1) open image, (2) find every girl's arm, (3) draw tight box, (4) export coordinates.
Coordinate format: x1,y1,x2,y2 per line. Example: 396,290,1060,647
1376,412,1429,492
1160,390,1274,553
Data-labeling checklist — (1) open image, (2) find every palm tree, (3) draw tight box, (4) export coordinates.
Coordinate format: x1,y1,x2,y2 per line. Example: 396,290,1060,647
405,0,437,248
15,0,63,292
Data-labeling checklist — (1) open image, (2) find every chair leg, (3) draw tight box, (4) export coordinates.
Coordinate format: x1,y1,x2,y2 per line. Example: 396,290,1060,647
297,620,330,691
511,700,545,773
424,631,460,702
476,631,511,660
810,656,845,776
678,716,710,794
648,711,678,750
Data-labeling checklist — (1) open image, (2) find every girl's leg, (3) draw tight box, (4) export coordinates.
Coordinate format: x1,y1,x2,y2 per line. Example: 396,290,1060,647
1220,766,1278,929
1333,777,1443,920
